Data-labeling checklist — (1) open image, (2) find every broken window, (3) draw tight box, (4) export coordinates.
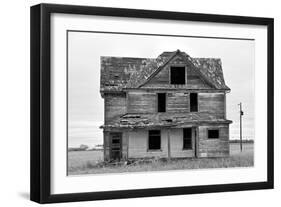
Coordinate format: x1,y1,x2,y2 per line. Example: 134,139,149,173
183,128,192,149
190,93,198,112
148,130,161,150
208,129,219,139
157,93,166,112
170,66,185,84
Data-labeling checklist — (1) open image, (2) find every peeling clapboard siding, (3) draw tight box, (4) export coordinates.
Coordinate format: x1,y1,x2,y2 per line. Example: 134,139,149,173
198,124,229,157
169,128,195,158
167,92,189,112
127,91,156,113
128,130,168,158
104,93,126,124
128,129,195,158
199,93,225,118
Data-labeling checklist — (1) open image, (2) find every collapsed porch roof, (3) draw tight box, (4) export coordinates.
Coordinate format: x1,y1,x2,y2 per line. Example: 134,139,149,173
100,112,232,129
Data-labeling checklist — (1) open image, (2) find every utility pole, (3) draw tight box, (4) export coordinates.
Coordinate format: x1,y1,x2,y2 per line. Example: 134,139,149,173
238,103,244,152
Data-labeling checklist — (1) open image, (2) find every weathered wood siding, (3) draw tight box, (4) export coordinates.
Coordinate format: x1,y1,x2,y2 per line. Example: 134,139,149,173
198,124,229,157
103,131,110,161
167,92,189,112
126,91,225,116
143,55,212,89
122,132,129,159
104,93,126,124
198,93,225,118
169,128,195,158
128,129,194,158
127,91,156,113
128,129,167,158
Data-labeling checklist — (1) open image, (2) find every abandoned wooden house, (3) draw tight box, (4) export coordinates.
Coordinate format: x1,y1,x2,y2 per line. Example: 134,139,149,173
100,50,232,161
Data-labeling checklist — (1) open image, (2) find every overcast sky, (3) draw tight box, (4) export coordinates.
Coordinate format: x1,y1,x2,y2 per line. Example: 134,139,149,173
68,31,255,148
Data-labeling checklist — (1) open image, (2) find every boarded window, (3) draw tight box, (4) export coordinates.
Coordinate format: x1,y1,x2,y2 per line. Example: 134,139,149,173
170,66,185,84
208,129,219,139
157,93,166,112
183,128,192,149
190,93,198,112
148,130,161,150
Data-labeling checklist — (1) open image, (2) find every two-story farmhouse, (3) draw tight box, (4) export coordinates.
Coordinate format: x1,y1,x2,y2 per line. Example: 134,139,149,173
100,50,232,161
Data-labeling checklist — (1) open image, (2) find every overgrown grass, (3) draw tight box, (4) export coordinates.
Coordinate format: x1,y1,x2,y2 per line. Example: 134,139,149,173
68,143,254,175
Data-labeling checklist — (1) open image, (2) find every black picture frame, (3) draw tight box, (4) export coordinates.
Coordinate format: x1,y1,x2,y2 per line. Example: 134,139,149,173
30,3,274,204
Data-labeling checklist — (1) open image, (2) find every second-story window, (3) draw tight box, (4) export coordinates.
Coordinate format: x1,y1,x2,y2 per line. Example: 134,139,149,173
157,93,166,112
190,93,198,112
170,66,185,84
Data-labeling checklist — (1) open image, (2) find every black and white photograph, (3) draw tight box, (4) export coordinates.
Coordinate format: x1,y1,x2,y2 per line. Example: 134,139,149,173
28,2,274,204
67,31,255,175
0,0,278,205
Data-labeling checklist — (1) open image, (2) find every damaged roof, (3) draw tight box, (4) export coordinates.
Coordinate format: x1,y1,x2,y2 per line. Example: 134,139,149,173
101,112,232,129
100,50,230,93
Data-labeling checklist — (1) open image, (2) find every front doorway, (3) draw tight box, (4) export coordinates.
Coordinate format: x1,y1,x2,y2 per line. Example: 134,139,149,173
183,127,198,158
109,132,122,160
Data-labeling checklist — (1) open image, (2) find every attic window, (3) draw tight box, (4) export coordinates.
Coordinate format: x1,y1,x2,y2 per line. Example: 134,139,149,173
170,66,185,84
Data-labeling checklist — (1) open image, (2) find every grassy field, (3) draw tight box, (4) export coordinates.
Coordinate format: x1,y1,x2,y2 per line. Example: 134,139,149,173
68,143,254,175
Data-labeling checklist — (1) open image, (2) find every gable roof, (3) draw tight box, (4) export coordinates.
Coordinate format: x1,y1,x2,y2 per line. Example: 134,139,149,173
100,50,230,93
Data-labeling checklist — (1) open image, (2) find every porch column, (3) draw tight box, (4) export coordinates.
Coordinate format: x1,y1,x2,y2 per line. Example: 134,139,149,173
167,128,171,159
194,127,199,158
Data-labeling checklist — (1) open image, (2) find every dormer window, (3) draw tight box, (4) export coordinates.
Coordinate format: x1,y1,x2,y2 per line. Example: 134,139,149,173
170,66,185,84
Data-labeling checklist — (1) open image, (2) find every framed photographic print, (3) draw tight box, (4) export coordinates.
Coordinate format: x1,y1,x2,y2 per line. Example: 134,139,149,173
30,3,274,203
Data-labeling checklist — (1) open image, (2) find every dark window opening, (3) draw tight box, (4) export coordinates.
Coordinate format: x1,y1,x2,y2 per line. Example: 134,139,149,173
183,128,192,149
170,66,185,84
190,93,198,112
148,130,161,150
112,139,120,144
157,93,166,112
208,129,219,139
